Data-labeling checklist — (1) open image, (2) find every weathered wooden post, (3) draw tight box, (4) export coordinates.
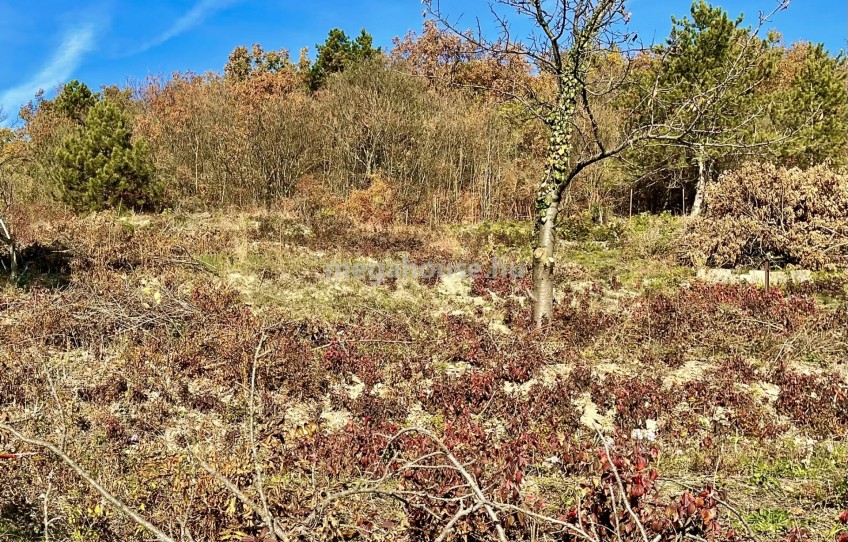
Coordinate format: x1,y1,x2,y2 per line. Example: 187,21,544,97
764,259,770,292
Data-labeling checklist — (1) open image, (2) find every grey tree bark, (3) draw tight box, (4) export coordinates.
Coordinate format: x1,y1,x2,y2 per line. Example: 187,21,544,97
690,148,708,217
531,202,559,324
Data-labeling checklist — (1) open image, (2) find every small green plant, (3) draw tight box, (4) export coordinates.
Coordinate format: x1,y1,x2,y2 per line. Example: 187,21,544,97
559,213,625,246
747,509,793,535
836,478,848,507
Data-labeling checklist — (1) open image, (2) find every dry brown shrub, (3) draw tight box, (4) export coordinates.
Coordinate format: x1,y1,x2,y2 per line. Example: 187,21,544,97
683,162,848,269
339,176,398,226
390,20,534,100
282,175,340,220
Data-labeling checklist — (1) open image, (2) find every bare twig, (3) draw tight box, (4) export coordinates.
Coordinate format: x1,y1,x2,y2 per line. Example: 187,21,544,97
0,423,177,542
193,454,289,541
598,430,649,542
660,477,759,542
248,331,276,541
42,469,53,542
434,502,479,542
388,426,509,542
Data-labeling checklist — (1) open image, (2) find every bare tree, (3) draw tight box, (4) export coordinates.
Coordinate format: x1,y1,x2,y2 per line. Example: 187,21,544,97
426,0,791,326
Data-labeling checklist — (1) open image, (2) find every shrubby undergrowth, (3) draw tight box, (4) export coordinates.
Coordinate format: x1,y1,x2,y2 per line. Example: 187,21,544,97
684,162,848,270
1,210,846,541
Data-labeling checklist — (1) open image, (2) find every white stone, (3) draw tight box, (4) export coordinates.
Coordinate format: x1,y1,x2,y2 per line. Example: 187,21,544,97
789,270,812,283
437,271,471,297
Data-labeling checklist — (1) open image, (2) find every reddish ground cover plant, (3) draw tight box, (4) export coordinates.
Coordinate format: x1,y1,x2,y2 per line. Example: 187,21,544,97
773,369,848,436
0,212,845,541
839,511,848,542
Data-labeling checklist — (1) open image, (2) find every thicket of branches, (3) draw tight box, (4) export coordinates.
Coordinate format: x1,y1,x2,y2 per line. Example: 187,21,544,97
682,162,848,269
3,12,845,224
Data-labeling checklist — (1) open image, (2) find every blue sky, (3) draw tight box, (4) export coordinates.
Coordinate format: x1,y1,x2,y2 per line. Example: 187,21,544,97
0,0,845,122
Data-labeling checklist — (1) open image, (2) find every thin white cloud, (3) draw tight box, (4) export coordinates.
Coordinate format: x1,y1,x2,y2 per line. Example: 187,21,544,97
0,23,97,119
134,0,235,53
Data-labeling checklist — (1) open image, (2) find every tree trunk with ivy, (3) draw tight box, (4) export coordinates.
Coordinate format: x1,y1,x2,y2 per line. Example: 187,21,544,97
426,0,790,327
531,78,579,326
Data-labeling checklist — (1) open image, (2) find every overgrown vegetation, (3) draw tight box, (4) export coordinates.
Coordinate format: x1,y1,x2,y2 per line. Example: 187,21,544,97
4,4,846,223
0,0,846,540
684,162,848,269
0,209,846,541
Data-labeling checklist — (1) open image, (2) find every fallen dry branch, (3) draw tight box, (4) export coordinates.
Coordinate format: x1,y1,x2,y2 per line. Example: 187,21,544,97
193,454,290,541
0,422,177,542
360,426,601,542
387,426,510,542
264,425,604,541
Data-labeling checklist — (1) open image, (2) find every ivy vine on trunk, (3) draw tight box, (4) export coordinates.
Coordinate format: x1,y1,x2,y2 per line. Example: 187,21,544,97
426,0,794,327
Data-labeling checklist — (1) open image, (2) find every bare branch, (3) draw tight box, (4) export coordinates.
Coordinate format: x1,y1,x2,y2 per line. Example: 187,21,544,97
193,454,289,541
247,330,276,541
0,423,177,542
598,430,649,542
387,426,509,542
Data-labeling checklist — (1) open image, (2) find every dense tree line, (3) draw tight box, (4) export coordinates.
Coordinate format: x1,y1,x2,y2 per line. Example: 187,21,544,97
2,6,845,224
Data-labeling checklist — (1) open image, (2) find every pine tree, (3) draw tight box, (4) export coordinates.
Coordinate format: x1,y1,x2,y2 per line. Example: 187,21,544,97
309,28,380,90
55,100,160,212
53,80,97,124
774,43,848,167
623,1,780,214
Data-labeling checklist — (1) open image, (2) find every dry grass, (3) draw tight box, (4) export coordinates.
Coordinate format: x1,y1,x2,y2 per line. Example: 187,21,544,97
0,209,846,541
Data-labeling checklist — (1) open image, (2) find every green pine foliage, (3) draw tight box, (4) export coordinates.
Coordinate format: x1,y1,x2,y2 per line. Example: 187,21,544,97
775,44,848,167
55,99,160,212
621,1,781,209
53,80,98,124
666,1,778,137
309,28,380,90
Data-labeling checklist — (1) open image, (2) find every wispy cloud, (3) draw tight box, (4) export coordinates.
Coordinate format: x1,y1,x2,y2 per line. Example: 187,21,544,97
134,0,235,53
0,23,97,119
